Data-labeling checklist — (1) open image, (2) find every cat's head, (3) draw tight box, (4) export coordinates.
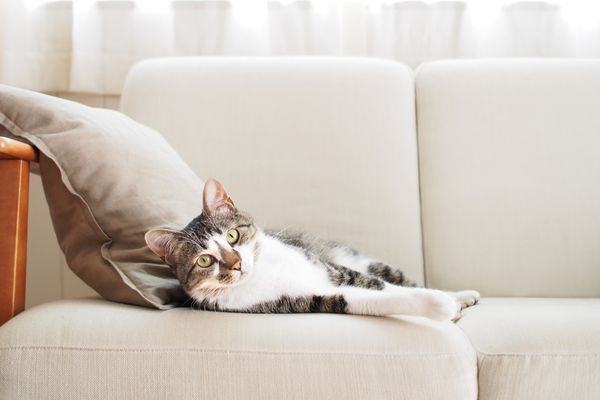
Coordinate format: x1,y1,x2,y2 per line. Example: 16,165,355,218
145,178,260,296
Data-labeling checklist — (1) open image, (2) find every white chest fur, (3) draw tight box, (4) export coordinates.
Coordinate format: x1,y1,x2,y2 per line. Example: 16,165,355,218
215,234,334,309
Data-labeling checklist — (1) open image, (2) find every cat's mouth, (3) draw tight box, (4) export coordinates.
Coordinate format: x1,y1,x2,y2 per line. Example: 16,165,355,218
234,269,248,281
216,269,248,288
234,270,246,278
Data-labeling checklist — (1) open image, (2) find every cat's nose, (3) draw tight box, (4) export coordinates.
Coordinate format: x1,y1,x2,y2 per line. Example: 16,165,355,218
231,261,241,271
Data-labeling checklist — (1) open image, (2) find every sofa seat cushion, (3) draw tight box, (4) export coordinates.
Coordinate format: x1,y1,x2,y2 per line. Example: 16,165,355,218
458,298,600,400
0,298,477,400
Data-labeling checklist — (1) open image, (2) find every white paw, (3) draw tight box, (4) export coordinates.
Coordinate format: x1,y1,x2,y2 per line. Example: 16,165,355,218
450,290,481,310
417,290,461,322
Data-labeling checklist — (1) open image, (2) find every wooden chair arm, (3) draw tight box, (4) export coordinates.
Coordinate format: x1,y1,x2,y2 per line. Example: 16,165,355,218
0,137,38,161
0,137,38,325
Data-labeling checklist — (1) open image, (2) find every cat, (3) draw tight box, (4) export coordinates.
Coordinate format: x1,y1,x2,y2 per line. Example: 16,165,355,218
145,178,479,321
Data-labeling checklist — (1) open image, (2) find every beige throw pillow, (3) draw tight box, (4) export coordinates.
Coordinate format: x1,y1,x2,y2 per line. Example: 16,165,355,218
0,84,203,309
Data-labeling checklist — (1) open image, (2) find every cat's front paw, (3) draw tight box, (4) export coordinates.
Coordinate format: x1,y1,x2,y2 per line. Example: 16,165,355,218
417,290,461,322
450,290,480,310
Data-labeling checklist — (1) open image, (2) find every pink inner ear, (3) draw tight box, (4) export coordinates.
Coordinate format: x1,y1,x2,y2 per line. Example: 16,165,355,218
145,229,175,260
203,179,235,215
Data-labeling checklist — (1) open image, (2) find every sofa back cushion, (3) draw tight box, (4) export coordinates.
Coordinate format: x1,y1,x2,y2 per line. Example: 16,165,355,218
417,60,600,297
121,57,425,284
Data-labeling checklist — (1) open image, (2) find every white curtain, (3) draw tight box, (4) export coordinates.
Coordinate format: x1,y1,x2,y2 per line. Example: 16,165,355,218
1,0,600,95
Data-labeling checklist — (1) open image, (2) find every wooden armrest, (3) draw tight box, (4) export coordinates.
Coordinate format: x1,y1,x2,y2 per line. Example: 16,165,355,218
0,137,37,325
0,137,38,161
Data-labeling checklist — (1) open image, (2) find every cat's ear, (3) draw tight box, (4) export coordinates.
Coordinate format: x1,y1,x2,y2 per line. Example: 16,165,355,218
203,178,236,216
145,228,179,261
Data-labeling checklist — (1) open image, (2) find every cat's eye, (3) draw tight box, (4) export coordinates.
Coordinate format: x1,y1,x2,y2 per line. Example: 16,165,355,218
226,228,240,245
196,255,215,268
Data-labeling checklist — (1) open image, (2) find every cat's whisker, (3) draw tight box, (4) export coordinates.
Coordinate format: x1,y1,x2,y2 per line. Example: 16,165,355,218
273,226,291,236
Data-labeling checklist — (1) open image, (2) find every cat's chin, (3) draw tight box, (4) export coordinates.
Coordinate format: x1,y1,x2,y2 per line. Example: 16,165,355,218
221,270,252,288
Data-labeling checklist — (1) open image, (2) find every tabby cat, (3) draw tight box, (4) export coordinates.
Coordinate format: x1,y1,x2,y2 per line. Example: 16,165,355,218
145,179,479,320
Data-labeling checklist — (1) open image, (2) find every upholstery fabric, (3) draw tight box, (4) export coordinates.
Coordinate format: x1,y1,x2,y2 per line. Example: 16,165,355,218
416,59,600,296
0,85,203,308
0,298,477,400
458,298,600,400
121,57,425,285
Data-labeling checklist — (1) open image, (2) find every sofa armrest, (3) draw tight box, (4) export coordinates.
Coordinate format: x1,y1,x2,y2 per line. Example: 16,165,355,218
0,137,37,325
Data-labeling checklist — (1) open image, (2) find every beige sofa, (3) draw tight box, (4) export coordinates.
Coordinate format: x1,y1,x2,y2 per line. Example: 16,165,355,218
1,58,599,400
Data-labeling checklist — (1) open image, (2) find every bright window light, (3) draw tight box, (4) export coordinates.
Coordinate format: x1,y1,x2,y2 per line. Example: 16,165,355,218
231,0,267,29
561,0,600,30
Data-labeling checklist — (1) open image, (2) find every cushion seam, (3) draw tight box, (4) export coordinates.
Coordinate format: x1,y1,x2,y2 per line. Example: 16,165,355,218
0,346,472,358
477,351,600,358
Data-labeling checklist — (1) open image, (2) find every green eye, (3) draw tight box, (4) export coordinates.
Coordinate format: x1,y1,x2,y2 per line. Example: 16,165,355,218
196,255,214,268
226,228,240,245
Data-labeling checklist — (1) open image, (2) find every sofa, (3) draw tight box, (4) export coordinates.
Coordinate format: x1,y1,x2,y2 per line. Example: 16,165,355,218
1,58,599,400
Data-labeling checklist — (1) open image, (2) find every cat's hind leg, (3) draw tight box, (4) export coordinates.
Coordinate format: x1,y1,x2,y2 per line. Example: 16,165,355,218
325,263,386,290
366,262,417,287
328,248,416,287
